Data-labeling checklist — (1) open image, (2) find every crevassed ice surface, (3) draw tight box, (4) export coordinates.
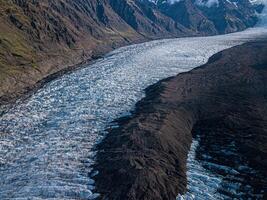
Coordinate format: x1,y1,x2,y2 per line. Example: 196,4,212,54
177,139,224,200
1,28,267,199
177,136,265,200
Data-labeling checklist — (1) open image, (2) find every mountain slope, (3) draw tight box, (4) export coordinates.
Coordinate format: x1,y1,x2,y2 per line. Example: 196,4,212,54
0,0,138,103
145,0,259,34
0,0,261,104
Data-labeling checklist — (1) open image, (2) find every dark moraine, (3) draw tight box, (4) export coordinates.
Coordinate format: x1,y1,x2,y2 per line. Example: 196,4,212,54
94,40,267,200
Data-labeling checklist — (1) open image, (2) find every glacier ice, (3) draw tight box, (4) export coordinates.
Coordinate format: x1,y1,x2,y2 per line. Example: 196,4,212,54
0,28,267,199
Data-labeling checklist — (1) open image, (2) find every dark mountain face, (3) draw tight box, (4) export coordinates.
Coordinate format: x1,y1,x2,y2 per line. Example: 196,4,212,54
142,0,259,34
106,0,190,38
0,0,262,103
198,0,259,33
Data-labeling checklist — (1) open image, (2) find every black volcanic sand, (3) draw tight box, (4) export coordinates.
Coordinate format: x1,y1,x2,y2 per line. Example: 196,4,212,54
94,40,267,200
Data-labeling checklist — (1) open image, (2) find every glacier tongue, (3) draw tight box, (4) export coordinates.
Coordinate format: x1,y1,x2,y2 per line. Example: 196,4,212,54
0,28,267,199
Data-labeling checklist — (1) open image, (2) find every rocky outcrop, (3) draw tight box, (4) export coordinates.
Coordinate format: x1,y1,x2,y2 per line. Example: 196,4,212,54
0,0,261,104
94,40,267,199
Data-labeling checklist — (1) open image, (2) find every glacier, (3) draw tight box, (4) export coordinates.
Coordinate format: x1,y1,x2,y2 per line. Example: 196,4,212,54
0,27,267,199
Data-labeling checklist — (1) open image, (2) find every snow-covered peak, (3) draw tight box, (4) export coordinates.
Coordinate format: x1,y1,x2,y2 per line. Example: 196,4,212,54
195,0,219,7
249,0,265,4
148,0,182,4
147,0,264,7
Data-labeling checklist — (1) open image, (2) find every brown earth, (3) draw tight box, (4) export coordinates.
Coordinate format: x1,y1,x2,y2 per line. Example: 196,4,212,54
94,40,267,200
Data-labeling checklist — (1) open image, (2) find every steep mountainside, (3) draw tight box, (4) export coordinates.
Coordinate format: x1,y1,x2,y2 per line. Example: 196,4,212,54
145,0,259,34
0,0,261,104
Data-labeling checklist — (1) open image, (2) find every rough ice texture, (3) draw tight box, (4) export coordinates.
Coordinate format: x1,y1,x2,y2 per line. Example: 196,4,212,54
0,28,267,199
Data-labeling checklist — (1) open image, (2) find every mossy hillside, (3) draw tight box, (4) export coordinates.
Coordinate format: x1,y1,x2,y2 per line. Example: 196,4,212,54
0,1,37,82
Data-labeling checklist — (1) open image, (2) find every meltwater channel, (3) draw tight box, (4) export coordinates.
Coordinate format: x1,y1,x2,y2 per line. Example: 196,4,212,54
1,28,267,199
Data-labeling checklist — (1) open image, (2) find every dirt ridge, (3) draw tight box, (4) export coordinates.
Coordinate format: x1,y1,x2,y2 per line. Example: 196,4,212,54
94,39,267,200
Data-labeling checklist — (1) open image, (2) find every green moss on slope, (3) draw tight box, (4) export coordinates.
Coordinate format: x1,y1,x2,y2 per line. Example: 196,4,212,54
0,0,37,82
